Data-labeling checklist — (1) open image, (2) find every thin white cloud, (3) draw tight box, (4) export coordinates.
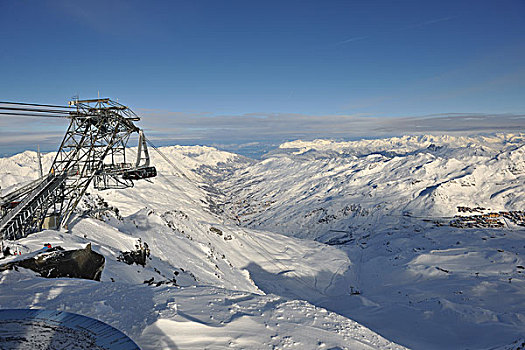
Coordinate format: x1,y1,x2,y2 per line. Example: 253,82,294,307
335,16,456,47
139,110,525,144
407,16,456,29
335,36,368,45
2,110,524,156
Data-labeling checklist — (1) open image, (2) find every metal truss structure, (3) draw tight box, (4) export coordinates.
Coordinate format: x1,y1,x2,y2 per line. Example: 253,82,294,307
0,98,156,240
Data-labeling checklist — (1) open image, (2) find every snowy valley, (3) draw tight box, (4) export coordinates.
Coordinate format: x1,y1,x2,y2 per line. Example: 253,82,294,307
1,134,524,349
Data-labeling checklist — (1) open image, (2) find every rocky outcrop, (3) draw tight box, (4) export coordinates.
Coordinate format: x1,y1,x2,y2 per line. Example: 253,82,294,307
117,239,150,267
0,244,105,281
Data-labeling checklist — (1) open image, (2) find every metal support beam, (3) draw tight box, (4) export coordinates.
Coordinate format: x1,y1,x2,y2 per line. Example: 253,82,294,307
0,98,157,240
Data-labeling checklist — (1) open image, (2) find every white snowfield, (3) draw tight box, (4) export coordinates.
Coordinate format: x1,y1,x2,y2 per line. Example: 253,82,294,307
0,134,524,350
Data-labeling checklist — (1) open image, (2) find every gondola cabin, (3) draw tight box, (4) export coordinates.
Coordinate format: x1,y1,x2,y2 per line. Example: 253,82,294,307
122,166,157,180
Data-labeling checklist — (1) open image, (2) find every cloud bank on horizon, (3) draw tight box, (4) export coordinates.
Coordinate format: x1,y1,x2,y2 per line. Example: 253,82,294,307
2,112,523,157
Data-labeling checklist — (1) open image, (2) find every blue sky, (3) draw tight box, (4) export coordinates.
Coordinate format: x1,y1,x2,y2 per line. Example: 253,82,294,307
1,0,524,156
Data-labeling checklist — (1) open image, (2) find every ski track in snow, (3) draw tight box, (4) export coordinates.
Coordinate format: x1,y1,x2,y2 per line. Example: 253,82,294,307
1,134,525,349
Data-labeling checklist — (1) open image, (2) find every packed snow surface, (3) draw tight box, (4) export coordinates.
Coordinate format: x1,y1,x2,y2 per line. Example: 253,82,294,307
1,134,524,349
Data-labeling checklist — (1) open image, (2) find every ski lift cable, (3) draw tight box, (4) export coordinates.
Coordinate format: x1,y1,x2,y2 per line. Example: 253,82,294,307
0,101,72,109
143,137,190,180
122,145,199,208
0,106,73,114
0,112,69,118
0,102,73,119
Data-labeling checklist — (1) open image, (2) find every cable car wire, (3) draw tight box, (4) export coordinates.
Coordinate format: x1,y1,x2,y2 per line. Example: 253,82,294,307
0,112,70,118
0,101,71,109
144,137,190,180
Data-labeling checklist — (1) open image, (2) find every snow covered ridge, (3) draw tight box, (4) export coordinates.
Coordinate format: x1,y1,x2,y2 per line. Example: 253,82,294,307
278,133,525,156
0,144,406,349
1,135,525,349
222,133,525,240
215,134,525,350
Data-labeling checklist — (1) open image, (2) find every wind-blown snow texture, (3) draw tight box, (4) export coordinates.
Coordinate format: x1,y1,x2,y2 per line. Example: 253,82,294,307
1,134,524,349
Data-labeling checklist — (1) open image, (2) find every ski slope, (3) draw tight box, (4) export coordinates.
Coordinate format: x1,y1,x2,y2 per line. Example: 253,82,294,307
1,134,524,349
0,145,404,350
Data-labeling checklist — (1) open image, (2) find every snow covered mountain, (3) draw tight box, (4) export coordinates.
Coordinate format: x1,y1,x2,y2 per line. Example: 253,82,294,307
0,145,404,350
218,134,525,240
216,134,525,349
1,134,524,349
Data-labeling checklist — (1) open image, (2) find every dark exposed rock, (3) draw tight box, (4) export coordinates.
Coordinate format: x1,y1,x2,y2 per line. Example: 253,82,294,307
210,227,223,236
2,246,12,257
143,276,178,287
436,266,450,274
0,244,105,281
316,230,354,246
117,239,150,267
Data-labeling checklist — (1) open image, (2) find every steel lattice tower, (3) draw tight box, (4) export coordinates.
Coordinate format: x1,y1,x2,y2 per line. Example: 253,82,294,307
0,98,156,240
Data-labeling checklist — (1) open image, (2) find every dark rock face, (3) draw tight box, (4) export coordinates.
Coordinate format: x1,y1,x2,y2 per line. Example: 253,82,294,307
0,244,105,281
117,240,150,267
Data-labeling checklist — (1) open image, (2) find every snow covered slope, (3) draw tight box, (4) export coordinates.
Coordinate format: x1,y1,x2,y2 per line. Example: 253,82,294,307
1,134,524,349
0,145,405,350
214,134,525,349
219,134,525,240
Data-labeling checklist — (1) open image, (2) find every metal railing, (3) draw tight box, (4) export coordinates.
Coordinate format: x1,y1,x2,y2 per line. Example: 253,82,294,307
0,173,67,240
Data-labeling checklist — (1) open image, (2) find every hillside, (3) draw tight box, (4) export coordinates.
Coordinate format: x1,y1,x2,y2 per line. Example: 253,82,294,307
218,134,525,240
0,145,404,350
1,134,525,349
